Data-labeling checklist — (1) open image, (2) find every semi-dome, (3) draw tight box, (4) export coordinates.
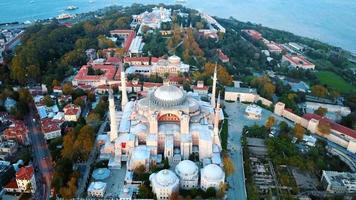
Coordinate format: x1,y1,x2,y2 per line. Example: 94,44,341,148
168,55,181,64
151,85,186,107
92,168,110,180
155,169,179,187
175,160,199,177
202,164,225,181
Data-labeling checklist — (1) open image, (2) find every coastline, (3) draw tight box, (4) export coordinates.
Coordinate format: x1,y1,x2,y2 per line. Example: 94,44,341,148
1,3,355,54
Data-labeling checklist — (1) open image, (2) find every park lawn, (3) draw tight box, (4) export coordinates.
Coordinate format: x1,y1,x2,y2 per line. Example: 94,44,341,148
315,71,355,94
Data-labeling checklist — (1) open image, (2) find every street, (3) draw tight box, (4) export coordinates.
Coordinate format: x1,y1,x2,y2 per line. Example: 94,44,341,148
25,104,53,200
224,101,293,200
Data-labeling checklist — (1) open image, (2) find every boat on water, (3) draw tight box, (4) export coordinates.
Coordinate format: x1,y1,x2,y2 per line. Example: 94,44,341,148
56,13,74,20
176,0,187,4
89,0,95,3
66,5,78,11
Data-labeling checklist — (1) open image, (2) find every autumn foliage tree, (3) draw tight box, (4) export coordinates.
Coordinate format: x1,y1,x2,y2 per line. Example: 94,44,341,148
265,116,276,130
314,107,327,116
203,62,233,85
318,121,331,135
294,123,305,140
222,154,235,176
311,85,328,97
60,174,78,199
251,76,276,99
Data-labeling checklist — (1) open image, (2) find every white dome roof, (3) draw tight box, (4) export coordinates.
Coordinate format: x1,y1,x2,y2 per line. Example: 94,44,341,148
202,164,225,181
175,160,199,177
152,85,186,107
168,55,181,64
155,169,179,187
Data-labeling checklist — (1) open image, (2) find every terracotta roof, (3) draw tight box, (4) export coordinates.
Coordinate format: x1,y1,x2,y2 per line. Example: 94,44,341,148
41,118,61,133
242,29,262,40
303,113,356,139
109,29,135,52
3,121,29,141
143,82,163,88
63,104,81,116
192,85,209,90
124,57,150,63
283,54,314,66
74,64,117,82
4,179,18,189
106,56,121,64
16,165,34,180
151,57,160,63
53,86,62,91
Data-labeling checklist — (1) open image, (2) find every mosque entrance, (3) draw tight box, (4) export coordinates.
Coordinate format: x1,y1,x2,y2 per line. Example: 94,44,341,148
158,113,180,122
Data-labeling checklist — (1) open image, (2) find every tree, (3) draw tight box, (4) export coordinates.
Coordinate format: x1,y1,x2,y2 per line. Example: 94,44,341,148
163,157,170,169
59,175,78,199
136,184,153,198
27,65,41,82
74,97,85,108
61,130,76,159
203,187,216,198
294,123,305,140
43,95,54,107
62,83,73,95
311,85,328,97
314,106,327,116
222,155,235,176
217,183,228,199
318,121,331,135
265,116,276,129
97,35,115,49
86,112,101,127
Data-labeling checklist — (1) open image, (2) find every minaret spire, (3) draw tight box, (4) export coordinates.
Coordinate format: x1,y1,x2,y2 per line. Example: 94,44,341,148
121,69,128,108
213,91,222,149
210,63,217,108
109,89,118,142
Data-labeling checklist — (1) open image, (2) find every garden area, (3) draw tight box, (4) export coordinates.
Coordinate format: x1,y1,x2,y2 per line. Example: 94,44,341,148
315,70,355,94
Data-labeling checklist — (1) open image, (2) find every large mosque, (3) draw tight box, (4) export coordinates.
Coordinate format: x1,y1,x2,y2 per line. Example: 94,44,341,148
99,66,225,198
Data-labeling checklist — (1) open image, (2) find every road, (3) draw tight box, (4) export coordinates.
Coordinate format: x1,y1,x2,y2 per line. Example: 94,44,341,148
25,103,53,200
76,117,108,197
224,101,293,200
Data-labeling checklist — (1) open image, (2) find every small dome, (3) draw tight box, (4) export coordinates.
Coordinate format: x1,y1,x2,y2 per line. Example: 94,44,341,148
168,55,181,64
175,160,199,177
92,182,105,190
92,168,110,180
152,85,186,107
155,169,179,187
202,164,225,181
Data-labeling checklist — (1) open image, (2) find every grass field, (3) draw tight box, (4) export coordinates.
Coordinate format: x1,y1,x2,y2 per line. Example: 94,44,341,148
315,71,355,94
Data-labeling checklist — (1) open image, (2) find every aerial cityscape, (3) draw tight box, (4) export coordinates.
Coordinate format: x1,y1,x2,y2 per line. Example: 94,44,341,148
0,1,355,200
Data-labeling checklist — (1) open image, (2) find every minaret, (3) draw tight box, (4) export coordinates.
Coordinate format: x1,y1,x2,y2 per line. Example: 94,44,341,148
109,89,118,142
213,92,222,149
210,63,217,108
121,70,128,108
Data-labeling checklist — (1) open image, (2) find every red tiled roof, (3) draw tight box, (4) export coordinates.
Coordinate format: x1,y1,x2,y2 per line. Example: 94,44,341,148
63,104,81,116
192,85,209,90
53,86,62,90
283,54,313,66
3,121,29,144
41,118,61,133
124,57,150,63
151,57,159,63
143,82,163,88
109,29,135,52
74,64,117,82
266,42,284,52
303,113,356,139
242,29,262,40
4,179,18,189
106,56,122,64
16,166,34,180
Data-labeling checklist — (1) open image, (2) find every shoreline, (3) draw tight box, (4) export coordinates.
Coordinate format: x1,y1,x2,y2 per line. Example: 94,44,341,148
1,4,355,54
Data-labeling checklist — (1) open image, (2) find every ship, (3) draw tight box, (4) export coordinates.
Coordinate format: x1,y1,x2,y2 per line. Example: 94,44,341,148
66,5,78,11
176,0,187,4
56,13,74,20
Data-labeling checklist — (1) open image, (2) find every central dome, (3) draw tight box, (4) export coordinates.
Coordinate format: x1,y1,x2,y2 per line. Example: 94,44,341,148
152,85,186,107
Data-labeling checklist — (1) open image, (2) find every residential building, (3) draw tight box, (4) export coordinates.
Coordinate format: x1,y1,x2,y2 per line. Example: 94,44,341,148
192,81,209,96
128,36,145,57
321,170,356,194
282,54,315,70
63,104,81,122
40,118,62,140
0,140,18,160
242,29,262,41
109,30,135,53
3,121,29,145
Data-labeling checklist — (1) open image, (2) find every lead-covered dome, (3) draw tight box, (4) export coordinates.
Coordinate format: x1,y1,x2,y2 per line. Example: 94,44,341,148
201,164,225,181
151,85,186,107
154,169,179,187
168,55,181,64
175,160,199,178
